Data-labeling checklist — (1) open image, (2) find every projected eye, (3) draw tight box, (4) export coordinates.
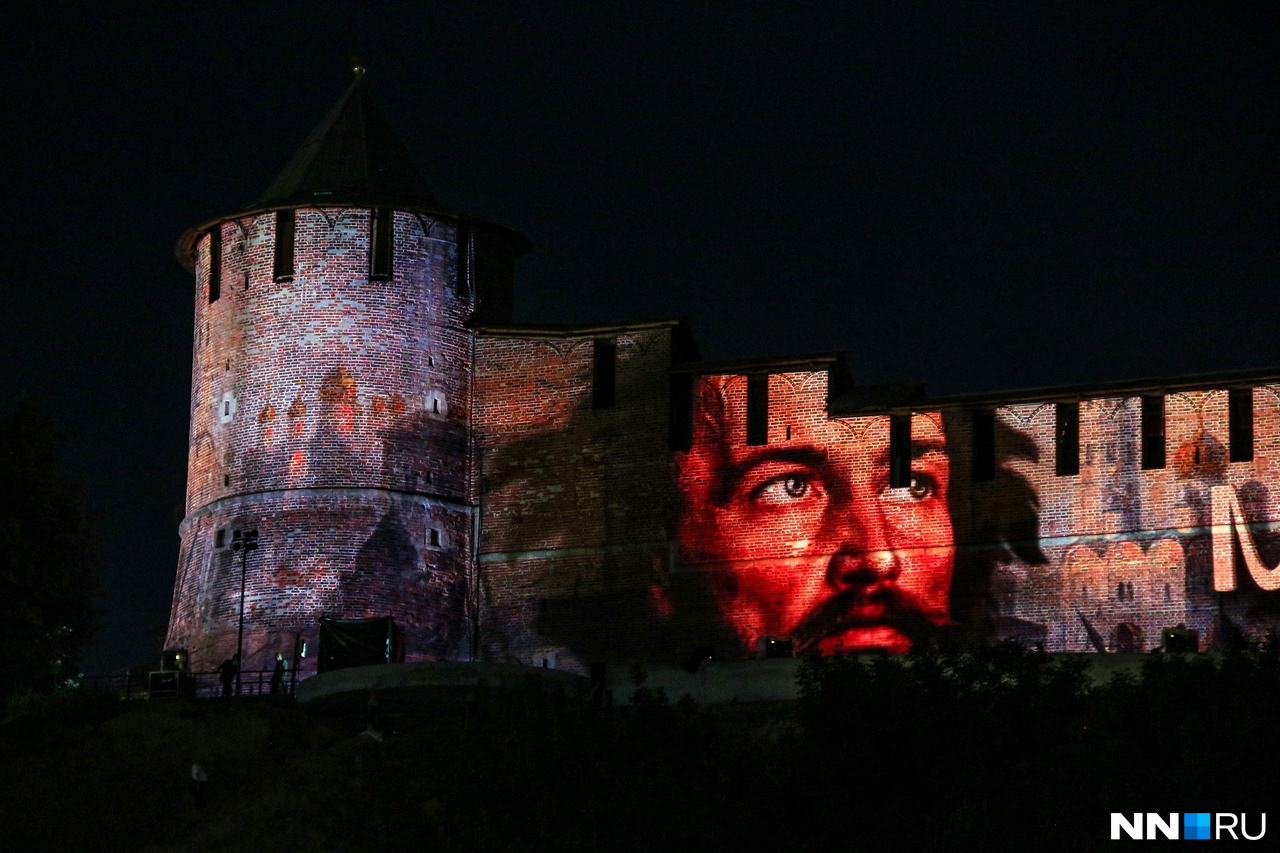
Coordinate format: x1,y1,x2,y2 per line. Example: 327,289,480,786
884,471,938,502
752,474,814,506
907,473,935,500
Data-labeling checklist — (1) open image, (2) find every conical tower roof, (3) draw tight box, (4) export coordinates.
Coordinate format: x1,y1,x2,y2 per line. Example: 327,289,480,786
176,69,529,272
254,69,440,209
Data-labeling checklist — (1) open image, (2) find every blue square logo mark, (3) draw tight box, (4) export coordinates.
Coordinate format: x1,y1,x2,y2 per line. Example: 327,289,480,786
1184,812,1211,840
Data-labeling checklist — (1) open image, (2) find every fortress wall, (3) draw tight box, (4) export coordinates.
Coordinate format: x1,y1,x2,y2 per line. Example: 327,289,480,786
473,327,678,670
472,334,1280,667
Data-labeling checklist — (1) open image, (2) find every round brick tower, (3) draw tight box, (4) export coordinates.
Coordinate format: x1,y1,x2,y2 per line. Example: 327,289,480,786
165,70,528,672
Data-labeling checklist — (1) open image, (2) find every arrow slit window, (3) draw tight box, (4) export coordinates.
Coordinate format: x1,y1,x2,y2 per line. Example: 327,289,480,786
1230,388,1254,463
370,208,393,280
274,209,295,281
1055,402,1080,476
208,227,221,303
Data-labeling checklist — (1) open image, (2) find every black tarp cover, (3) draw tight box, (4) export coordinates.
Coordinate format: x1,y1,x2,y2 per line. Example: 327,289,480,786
317,616,406,673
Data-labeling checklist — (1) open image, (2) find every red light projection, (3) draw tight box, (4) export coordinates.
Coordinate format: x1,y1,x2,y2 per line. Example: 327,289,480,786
258,400,275,444
320,366,360,433
676,376,953,655
167,203,1280,677
474,325,1280,671
165,80,1280,679
288,393,306,436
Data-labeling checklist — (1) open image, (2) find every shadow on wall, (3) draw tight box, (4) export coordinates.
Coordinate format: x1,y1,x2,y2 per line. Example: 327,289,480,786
949,417,1048,645
380,410,468,495
345,507,469,660
478,370,733,665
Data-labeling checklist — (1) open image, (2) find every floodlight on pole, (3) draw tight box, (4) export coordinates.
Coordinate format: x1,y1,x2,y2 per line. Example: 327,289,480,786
231,528,260,696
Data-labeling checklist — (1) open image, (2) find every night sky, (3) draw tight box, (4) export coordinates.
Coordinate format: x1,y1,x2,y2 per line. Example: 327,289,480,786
1,3,1275,673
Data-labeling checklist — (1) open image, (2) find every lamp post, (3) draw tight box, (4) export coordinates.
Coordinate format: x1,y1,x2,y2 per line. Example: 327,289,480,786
231,528,259,696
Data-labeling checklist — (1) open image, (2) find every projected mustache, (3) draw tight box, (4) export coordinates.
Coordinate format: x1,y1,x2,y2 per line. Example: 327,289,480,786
790,584,943,654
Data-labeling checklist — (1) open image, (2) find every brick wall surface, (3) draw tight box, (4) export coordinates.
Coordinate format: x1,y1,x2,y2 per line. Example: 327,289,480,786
169,208,503,671
473,327,678,670
971,387,1280,653
167,210,1280,675
472,348,1280,669
184,210,477,509
168,489,470,671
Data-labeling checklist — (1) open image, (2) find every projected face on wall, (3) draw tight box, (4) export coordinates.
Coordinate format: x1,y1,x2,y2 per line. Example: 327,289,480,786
676,376,955,654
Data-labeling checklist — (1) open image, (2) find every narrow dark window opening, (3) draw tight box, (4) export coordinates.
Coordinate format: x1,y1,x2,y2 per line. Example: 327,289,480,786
223,474,230,487
1141,395,1166,470
273,209,295,281
456,223,472,297
429,528,440,547
592,338,616,410
215,528,226,549
668,374,693,451
369,208,393,280
746,374,768,446
1229,387,1254,463
972,410,996,482
208,226,221,303
1055,402,1080,476
889,414,912,489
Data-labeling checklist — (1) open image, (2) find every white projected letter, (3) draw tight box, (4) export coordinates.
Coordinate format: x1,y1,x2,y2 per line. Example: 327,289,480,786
1211,486,1280,592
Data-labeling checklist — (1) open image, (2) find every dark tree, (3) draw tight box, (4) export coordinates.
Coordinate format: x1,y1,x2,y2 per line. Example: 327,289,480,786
0,403,99,694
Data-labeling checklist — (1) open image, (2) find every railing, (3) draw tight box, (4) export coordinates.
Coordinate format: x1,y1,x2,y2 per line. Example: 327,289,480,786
75,671,151,701
77,668,301,700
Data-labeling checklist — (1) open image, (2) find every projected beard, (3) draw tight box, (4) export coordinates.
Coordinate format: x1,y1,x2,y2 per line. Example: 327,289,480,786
676,379,956,654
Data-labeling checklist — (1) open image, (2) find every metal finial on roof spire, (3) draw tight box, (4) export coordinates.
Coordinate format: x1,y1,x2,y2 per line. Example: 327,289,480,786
353,65,367,79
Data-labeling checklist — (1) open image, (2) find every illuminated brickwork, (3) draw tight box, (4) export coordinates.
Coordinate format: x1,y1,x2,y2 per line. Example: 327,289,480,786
475,354,1280,666
979,388,1280,652
167,205,520,670
167,76,1280,677
183,210,475,508
170,490,470,669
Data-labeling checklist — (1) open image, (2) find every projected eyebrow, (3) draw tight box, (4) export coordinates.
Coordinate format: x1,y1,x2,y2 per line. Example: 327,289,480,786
712,447,829,506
